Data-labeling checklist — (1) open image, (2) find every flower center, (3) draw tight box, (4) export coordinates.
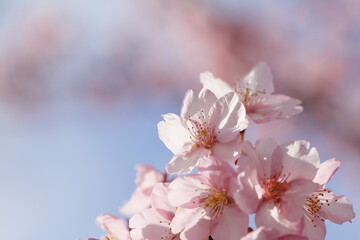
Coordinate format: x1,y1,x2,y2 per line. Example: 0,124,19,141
187,110,216,149
199,188,228,219
234,87,266,106
261,171,290,206
304,188,336,227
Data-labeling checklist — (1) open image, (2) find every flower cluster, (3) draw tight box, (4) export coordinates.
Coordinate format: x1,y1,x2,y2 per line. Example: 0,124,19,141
88,62,355,240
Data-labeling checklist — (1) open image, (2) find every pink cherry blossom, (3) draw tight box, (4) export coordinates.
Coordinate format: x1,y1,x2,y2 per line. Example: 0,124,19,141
300,158,355,240
235,138,320,235
129,183,180,240
120,164,165,216
158,88,248,174
201,62,303,123
167,164,248,240
96,214,131,240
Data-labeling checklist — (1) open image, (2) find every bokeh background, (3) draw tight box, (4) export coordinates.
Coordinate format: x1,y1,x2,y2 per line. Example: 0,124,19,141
0,0,359,239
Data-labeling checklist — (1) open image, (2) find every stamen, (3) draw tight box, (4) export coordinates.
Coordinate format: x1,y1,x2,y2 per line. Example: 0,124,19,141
260,171,290,206
233,86,267,106
187,111,216,149
197,188,229,220
304,189,335,227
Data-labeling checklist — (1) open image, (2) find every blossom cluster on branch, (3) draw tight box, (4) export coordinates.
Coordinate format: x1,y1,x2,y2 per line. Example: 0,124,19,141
88,62,355,240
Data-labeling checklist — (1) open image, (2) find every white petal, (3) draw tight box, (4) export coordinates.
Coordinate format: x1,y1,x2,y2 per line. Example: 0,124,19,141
212,92,248,142
200,71,233,99
166,148,210,174
180,88,217,119
158,113,191,155
237,62,274,94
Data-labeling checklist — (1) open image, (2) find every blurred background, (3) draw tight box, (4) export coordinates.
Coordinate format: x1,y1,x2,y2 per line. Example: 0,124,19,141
0,0,359,239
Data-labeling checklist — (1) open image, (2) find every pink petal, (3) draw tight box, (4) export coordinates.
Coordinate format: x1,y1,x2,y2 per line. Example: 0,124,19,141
212,92,248,142
237,138,280,180
248,95,303,123
129,208,175,240
313,159,340,187
283,140,320,170
170,207,205,235
96,214,130,240
180,216,211,240
129,228,143,240
301,215,326,240
256,203,302,236
211,204,248,240
318,193,355,224
237,61,274,94
140,218,173,239
150,183,175,221
129,209,150,229
279,141,320,182
240,227,279,240
254,137,280,178
197,158,236,184
234,169,260,214
119,188,151,216
166,148,210,174
135,164,164,190
168,174,210,207
236,141,259,172
158,113,191,155
280,179,319,221
200,72,233,99
211,139,241,163
255,137,279,164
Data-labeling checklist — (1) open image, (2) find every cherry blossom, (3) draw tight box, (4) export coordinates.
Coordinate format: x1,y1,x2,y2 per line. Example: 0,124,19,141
167,164,248,240
120,164,165,216
300,158,355,240
158,88,248,174
200,62,303,123
87,63,355,240
129,183,180,240
235,138,320,235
